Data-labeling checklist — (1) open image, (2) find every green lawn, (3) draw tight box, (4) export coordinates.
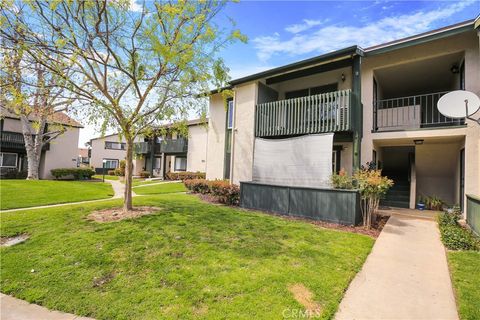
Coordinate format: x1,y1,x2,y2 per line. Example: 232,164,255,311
93,175,120,181
0,194,374,319
0,180,113,210
133,182,186,195
448,251,480,319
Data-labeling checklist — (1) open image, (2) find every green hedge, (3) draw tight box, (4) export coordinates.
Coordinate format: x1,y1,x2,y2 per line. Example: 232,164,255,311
166,171,206,181
438,212,480,251
184,179,239,206
51,168,95,180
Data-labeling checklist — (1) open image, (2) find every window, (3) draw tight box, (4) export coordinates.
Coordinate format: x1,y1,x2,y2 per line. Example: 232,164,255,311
227,100,234,129
0,152,18,167
103,159,118,169
105,141,126,150
285,83,338,99
174,157,187,171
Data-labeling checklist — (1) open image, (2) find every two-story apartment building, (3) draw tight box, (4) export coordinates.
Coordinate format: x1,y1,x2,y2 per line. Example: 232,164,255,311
206,19,480,212
0,109,83,179
89,119,208,178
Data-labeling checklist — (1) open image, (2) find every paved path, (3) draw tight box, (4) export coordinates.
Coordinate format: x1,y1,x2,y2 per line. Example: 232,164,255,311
335,214,458,320
133,180,181,188
0,293,94,320
1,180,135,213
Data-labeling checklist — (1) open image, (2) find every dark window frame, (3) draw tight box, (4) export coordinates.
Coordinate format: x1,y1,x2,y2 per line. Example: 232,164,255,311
174,156,187,172
285,83,338,100
104,141,126,150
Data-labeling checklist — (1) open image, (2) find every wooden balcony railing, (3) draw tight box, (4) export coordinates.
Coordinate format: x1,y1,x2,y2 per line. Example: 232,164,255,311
255,90,352,137
133,141,151,154
373,91,465,132
156,138,188,154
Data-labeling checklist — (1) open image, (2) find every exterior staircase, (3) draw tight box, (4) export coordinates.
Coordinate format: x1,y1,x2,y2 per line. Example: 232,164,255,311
381,173,410,209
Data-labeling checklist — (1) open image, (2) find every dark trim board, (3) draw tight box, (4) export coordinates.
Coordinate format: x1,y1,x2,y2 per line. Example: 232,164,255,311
240,181,362,225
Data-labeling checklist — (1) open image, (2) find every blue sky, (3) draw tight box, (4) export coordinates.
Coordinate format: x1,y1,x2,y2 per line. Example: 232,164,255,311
79,0,479,146
216,0,479,79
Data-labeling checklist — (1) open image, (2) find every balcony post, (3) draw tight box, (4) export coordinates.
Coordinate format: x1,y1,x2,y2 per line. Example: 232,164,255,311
148,138,154,177
352,55,363,171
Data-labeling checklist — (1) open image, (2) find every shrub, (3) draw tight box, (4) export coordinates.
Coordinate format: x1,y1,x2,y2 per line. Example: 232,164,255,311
331,168,354,189
1,168,28,179
139,171,150,178
166,171,206,181
116,160,126,176
108,170,116,176
438,212,480,251
184,179,210,194
51,168,95,180
209,180,240,206
184,178,240,206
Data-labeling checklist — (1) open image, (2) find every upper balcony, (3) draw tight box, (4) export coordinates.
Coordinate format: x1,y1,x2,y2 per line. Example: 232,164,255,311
0,131,50,151
255,90,352,137
372,52,466,132
373,91,464,132
134,138,188,155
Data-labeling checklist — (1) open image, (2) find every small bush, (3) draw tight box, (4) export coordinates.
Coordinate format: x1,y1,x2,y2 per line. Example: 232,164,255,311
166,171,206,181
184,178,240,206
116,160,126,176
331,168,354,189
139,171,150,178
108,170,116,176
438,212,480,251
1,168,28,179
51,168,95,180
184,179,210,194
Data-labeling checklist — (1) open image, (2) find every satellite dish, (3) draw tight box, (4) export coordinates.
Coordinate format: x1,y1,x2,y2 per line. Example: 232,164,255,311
437,90,480,119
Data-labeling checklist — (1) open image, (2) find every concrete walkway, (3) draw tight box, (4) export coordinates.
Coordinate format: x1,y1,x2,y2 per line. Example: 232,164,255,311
335,214,458,320
0,293,94,320
132,180,181,188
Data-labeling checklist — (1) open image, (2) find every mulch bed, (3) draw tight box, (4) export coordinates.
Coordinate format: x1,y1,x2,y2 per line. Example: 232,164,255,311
194,192,388,238
87,206,162,223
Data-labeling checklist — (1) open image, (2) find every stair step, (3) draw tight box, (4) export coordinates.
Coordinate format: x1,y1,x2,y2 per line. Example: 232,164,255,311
380,200,410,208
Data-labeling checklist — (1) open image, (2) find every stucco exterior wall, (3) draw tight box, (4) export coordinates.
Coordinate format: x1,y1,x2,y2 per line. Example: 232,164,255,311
231,82,257,185
205,94,226,180
40,127,80,179
90,134,127,170
2,118,22,131
361,30,480,206
336,142,353,175
187,124,208,172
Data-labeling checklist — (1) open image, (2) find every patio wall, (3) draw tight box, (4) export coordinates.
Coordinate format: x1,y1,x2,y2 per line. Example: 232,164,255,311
240,181,362,225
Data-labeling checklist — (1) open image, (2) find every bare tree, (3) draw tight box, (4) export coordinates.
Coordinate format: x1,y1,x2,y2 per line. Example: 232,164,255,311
1,0,244,210
1,17,74,179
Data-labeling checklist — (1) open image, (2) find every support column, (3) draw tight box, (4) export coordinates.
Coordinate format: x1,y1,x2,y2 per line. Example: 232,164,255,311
352,54,363,171
149,138,155,177
160,152,166,180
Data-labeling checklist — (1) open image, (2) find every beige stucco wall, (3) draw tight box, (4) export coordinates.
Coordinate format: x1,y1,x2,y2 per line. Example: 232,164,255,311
335,142,353,175
40,126,80,179
90,134,142,173
187,124,208,172
2,118,22,131
231,82,257,185
361,30,480,209
205,94,226,180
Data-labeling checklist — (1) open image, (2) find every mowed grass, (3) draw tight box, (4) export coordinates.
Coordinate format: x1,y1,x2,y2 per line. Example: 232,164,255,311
93,175,120,181
448,251,480,319
0,194,374,319
133,182,186,195
0,180,113,210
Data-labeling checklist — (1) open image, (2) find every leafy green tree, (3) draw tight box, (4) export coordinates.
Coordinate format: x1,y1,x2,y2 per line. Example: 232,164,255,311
1,0,246,210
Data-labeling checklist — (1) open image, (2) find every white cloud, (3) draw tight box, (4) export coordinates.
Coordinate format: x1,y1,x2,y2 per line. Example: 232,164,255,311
285,19,328,34
129,0,143,12
253,0,476,61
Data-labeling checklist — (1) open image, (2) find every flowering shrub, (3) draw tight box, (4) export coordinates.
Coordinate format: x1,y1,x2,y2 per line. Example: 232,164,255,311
331,165,393,228
184,179,240,206
166,171,206,181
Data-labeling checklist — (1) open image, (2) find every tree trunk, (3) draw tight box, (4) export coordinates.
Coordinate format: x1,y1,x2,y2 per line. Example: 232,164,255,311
123,136,134,212
20,116,44,180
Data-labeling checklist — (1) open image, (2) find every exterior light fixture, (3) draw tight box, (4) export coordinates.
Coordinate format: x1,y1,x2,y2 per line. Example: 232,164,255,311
341,73,346,82
450,65,459,74
413,139,424,145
